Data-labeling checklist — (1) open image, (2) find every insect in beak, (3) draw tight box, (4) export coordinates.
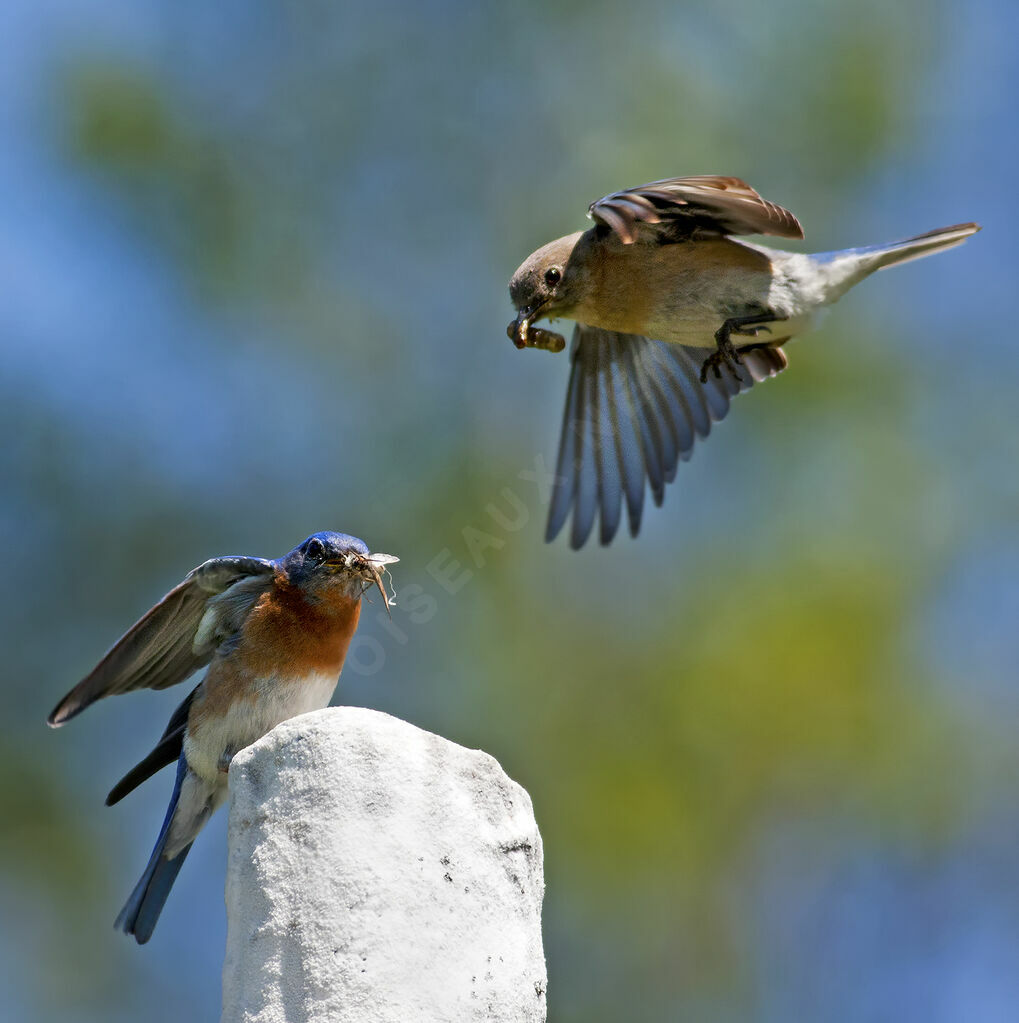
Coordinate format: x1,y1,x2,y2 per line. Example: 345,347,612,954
364,553,399,618
508,309,534,349
506,309,565,353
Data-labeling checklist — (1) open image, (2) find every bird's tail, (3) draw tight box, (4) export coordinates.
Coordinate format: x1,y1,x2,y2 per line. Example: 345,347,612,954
813,222,980,300
114,756,193,944
851,222,981,271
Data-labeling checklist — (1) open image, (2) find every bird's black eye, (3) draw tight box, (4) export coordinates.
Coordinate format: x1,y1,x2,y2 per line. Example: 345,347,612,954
304,537,326,562
544,267,562,288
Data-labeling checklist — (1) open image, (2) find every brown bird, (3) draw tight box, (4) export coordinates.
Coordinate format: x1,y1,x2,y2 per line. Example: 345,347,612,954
507,175,979,549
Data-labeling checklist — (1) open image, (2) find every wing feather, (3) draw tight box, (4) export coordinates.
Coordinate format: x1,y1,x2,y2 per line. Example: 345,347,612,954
606,352,646,535
545,326,789,548
48,556,274,726
618,342,666,508
570,348,600,549
589,175,803,246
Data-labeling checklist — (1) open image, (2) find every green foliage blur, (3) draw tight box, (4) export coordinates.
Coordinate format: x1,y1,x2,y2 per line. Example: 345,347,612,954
2,1,1015,1020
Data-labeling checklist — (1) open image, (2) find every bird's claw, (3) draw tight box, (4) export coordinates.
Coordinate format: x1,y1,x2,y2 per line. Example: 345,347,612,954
699,336,744,383
734,325,771,339
700,316,776,383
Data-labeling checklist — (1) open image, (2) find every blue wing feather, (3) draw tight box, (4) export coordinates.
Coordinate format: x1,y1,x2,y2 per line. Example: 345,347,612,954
545,326,787,548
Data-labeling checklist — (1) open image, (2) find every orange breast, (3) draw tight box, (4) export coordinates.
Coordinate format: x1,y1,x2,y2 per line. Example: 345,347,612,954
240,577,361,677
195,576,361,720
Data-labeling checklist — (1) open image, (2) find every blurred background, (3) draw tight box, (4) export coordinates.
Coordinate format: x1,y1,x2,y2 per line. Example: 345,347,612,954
1,0,1016,1020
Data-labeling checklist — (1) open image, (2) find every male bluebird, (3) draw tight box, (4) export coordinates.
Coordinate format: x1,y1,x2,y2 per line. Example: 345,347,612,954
507,175,980,549
48,531,397,944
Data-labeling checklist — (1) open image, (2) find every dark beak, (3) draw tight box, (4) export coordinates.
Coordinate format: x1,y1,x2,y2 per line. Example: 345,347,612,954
507,306,539,349
506,305,566,354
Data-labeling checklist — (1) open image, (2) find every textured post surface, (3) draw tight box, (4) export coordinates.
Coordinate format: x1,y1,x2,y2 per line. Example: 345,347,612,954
221,708,546,1023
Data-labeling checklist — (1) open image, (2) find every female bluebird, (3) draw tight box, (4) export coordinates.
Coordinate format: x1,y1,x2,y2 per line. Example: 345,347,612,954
48,531,397,944
507,175,980,549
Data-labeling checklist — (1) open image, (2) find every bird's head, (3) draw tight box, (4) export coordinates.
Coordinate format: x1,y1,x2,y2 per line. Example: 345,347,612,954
507,231,589,349
279,532,398,615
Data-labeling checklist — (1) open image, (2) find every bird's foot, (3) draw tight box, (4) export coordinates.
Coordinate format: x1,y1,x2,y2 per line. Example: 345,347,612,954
700,333,746,383
700,315,776,383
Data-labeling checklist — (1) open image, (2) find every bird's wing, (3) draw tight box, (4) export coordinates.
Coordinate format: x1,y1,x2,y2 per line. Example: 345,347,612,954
588,175,803,245
105,685,199,805
48,556,275,726
546,325,788,549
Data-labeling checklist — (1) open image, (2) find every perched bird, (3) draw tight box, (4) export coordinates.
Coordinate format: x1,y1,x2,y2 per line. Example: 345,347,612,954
507,175,980,549
48,532,397,944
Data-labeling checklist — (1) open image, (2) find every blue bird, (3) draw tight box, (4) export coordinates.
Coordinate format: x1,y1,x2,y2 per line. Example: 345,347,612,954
507,175,980,548
48,532,397,944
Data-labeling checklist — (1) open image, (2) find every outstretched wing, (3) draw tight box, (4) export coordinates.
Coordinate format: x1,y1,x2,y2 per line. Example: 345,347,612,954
48,556,275,726
546,325,788,549
588,175,803,245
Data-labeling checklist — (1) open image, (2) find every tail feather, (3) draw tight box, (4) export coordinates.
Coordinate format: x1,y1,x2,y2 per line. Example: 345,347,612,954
863,222,982,271
115,757,192,944
816,222,981,270
812,222,980,300
106,686,197,806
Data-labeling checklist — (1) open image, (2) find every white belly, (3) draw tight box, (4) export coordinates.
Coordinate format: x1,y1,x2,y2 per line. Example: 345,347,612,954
640,277,817,350
649,247,837,348
649,310,818,350
184,671,340,781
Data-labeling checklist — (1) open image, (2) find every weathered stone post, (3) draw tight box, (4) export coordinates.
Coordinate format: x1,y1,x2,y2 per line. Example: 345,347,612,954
221,708,547,1023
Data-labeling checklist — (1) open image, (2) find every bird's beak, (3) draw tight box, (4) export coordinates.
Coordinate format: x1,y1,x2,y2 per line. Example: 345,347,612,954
506,305,566,354
507,304,544,349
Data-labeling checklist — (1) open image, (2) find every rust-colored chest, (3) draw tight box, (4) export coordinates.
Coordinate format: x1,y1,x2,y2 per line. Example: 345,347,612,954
239,579,361,678
195,578,361,720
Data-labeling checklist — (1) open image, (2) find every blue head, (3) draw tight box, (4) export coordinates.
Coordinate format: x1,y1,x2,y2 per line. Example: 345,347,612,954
277,532,398,612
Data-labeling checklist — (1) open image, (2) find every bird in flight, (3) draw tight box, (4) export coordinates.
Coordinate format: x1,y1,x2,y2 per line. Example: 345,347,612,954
48,531,397,943
507,175,979,549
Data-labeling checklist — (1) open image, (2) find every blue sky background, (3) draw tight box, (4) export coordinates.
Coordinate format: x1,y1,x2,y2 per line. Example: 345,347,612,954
1,1,1017,1020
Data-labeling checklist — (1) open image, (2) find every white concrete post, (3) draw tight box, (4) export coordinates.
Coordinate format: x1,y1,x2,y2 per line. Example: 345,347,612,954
221,708,547,1023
